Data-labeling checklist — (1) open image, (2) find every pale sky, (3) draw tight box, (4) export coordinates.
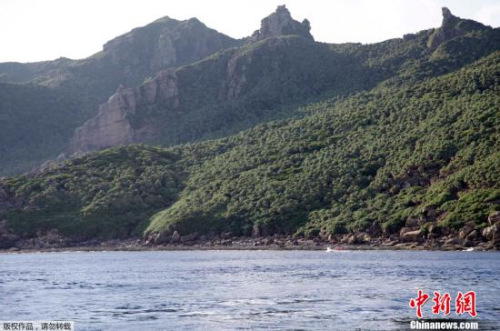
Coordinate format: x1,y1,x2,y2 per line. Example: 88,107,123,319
0,0,499,63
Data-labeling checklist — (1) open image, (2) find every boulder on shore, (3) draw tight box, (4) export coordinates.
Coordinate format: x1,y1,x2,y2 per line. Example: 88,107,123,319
459,221,476,239
401,229,422,242
481,224,499,242
488,211,500,225
171,231,181,243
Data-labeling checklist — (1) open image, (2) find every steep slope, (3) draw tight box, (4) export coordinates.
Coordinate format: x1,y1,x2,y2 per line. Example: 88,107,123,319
65,16,238,97
69,36,376,152
1,51,498,249
146,52,500,241
69,7,500,155
0,82,81,175
329,7,498,87
0,16,237,175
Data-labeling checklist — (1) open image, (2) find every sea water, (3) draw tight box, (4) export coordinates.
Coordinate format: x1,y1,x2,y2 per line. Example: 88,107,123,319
0,250,498,330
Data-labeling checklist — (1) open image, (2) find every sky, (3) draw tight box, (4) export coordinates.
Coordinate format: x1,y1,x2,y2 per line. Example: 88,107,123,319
0,0,499,63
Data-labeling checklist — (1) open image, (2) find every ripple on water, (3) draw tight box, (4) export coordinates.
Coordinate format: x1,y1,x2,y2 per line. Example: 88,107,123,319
0,250,498,330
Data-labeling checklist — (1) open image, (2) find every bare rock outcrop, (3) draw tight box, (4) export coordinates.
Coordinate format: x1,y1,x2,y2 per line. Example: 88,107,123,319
400,228,422,242
250,5,313,42
70,70,179,153
488,211,500,225
225,53,249,100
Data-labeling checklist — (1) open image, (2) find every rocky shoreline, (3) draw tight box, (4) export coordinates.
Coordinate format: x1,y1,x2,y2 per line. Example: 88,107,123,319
1,234,498,254
2,211,499,254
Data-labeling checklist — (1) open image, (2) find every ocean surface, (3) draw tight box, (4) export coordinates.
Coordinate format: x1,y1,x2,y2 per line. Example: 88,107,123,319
0,250,499,330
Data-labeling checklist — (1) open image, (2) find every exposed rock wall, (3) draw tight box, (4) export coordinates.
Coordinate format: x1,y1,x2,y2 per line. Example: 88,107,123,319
225,54,249,100
70,70,179,153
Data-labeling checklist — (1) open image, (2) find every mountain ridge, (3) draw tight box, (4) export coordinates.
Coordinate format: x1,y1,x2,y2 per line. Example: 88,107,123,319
66,6,500,156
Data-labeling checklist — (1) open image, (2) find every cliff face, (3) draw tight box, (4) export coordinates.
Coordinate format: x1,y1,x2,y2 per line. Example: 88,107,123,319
70,70,179,152
71,89,135,153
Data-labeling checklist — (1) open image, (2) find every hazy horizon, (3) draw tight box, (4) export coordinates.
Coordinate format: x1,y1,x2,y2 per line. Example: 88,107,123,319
1,0,499,63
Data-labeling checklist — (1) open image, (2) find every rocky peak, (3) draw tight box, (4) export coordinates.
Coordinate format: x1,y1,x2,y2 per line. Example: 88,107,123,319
250,5,313,42
441,7,455,24
440,7,462,31
427,7,489,49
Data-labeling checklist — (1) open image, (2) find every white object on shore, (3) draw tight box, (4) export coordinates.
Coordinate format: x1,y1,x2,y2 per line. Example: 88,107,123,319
463,247,474,252
325,246,350,252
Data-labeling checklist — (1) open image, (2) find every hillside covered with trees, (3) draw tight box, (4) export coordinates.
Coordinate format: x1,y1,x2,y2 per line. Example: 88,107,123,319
0,50,498,250
0,6,499,250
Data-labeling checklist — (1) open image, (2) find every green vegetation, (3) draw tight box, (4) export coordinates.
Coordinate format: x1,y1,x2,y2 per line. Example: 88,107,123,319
132,36,379,147
148,52,500,237
0,82,82,175
1,52,498,240
126,24,500,149
1,146,185,239
0,9,498,242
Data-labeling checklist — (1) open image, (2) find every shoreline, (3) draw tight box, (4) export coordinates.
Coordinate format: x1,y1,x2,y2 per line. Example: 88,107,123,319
1,237,497,254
